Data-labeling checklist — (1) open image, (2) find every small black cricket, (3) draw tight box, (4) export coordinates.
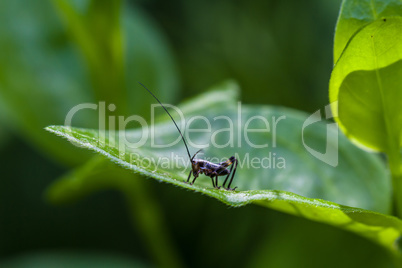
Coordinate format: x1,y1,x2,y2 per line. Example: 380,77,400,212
139,82,238,190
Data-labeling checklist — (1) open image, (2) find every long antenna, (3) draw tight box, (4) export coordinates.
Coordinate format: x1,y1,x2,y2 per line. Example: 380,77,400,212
138,82,192,161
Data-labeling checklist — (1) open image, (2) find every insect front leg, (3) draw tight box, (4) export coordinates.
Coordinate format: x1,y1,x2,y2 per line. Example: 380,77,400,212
190,170,200,185
186,170,193,183
208,170,220,189
210,176,216,188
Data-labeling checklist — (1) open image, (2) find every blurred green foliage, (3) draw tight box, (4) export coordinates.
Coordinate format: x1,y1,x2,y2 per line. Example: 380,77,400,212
142,0,340,111
0,0,398,267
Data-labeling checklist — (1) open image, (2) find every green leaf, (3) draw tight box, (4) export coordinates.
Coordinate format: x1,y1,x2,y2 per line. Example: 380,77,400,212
45,82,401,253
330,17,402,152
334,0,402,63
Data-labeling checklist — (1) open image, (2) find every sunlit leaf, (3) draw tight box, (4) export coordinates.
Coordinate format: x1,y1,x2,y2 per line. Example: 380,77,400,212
330,17,402,152
334,0,402,63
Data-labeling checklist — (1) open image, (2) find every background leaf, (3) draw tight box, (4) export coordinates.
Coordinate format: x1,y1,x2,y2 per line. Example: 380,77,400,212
0,0,179,165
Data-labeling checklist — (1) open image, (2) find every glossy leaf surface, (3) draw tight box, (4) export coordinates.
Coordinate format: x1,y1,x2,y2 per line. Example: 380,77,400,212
330,17,402,152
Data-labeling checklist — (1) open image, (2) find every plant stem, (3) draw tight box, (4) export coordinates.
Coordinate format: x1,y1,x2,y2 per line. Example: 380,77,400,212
121,176,185,268
389,148,402,218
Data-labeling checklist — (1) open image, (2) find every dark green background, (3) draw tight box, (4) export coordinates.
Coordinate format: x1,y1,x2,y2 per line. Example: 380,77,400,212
0,0,394,267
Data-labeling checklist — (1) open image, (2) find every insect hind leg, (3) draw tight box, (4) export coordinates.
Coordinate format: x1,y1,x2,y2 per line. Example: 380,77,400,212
222,157,238,190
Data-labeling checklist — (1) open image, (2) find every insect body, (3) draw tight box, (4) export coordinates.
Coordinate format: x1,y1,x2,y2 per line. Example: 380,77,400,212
188,151,238,190
139,82,238,190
